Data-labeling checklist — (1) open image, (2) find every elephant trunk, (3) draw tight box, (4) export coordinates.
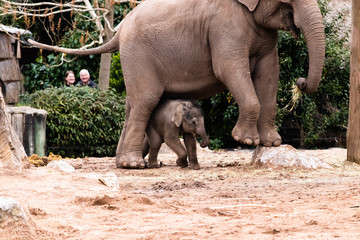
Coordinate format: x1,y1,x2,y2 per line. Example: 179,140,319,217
294,1,325,94
200,134,210,148
198,129,210,148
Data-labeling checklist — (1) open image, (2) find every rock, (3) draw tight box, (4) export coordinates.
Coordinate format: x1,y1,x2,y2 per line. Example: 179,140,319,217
251,145,332,169
98,173,119,190
46,160,75,173
0,197,28,224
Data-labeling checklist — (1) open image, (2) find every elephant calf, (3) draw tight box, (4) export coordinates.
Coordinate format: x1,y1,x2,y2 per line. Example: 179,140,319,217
142,99,210,170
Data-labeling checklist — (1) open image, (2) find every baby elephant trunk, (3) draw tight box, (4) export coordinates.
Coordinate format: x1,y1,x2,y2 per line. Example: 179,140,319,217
199,133,210,148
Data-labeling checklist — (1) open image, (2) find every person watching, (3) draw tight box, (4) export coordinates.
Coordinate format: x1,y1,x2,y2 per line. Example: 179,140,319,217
77,69,98,88
64,70,76,86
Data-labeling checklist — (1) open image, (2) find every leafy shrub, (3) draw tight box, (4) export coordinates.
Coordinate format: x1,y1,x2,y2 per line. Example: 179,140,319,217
21,87,126,157
21,2,135,94
22,53,100,94
109,52,125,93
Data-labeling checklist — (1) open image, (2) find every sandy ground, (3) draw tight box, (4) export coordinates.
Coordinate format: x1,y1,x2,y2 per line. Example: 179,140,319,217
1,147,360,240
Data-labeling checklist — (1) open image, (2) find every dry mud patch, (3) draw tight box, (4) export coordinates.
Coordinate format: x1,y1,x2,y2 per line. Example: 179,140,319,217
1,147,360,239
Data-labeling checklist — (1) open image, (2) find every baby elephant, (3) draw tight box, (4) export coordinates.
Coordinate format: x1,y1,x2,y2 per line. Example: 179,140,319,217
142,99,210,170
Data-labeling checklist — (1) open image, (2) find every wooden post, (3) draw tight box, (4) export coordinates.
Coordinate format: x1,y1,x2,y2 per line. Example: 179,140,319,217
347,0,360,163
23,111,35,156
98,0,114,90
0,87,28,172
34,110,47,157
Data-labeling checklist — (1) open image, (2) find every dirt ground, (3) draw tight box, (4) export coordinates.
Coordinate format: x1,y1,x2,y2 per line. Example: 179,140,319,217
1,146,360,240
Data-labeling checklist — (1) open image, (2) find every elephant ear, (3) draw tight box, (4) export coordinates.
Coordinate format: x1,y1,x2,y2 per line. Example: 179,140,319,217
171,104,184,128
236,0,259,11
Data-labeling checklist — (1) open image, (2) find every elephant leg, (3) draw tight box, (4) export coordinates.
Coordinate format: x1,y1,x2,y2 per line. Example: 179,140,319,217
116,99,130,168
164,135,188,168
220,66,260,146
183,132,200,170
253,48,282,147
116,87,163,169
142,135,150,159
145,126,163,168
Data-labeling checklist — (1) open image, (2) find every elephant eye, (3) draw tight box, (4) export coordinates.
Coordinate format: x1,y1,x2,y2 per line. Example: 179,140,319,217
191,118,197,125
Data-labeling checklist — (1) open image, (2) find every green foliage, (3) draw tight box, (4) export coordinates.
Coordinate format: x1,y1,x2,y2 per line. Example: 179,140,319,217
202,0,350,149
109,52,125,93
21,87,126,157
21,2,134,94
277,0,350,148
22,54,100,93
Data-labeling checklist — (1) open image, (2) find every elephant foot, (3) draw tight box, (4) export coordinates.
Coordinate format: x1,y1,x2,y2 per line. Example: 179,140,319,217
231,123,260,146
176,158,188,168
116,152,146,169
259,127,282,147
189,162,201,170
148,161,161,168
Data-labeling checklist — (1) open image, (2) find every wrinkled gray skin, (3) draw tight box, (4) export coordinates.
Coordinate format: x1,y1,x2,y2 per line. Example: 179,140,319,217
28,0,325,169
142,99,210,170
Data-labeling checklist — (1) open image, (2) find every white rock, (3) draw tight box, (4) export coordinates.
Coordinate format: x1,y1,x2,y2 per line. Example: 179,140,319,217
0,197,28,224
46,160,75,173
98,173,119,190
251,145,332,169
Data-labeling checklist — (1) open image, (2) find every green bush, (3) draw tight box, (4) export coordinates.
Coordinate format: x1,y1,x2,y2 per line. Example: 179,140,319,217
21,87,126,157
21,2,134,94
23,54,100,93
110,52,125,93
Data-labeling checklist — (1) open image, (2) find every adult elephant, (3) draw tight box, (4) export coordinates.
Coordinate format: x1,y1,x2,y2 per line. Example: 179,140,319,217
28,0,325,169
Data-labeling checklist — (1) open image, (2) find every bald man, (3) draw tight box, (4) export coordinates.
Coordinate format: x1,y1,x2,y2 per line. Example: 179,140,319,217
77,69,98,88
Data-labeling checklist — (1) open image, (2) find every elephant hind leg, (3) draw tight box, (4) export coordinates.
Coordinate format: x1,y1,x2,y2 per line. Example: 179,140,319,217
116,99,131,168
146,126,163,168
116,71,164,168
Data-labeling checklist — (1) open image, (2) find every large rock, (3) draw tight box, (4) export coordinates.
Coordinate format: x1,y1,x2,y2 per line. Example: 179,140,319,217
46,160,75,173
251,145,331,169
0,197,27,224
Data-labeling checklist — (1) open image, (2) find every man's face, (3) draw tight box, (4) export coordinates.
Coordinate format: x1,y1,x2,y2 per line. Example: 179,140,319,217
80,71,90,84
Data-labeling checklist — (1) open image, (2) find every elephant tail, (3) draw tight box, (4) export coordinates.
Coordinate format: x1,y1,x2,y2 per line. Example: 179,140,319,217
27,21,123,55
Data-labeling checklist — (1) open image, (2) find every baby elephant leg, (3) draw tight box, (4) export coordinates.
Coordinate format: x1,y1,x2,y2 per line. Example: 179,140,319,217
145,126,163,168
183,133,200,170
165,136,188,168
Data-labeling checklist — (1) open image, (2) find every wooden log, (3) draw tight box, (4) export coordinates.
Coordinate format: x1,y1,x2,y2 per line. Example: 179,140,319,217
23,111,35,156
34,110,47,157
7,106,47,157
10,112,24,144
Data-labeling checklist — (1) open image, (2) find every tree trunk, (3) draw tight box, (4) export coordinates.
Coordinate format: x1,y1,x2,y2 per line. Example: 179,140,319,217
0,87,28,172
347,0,360,163
98,0,114,90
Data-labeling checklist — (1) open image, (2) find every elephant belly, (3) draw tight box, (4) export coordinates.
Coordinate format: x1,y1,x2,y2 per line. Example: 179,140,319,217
163,75,225,100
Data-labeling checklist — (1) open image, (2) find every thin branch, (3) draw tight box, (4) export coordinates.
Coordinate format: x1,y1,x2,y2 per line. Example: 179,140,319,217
0,0,110,17
82,0,104,43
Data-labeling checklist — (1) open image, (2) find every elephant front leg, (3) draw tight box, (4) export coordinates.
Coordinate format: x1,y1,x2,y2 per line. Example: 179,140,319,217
183,133,200,170
253,48,282,147
217,64,261,146
164,135,188,168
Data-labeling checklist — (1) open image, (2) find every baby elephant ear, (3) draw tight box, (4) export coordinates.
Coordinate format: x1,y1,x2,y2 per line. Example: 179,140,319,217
236,0,259,11
171,104,184,127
